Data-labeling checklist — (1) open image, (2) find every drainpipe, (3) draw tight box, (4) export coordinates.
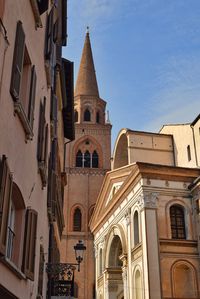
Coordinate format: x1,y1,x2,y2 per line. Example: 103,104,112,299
191,125,198,166
0,19,9,103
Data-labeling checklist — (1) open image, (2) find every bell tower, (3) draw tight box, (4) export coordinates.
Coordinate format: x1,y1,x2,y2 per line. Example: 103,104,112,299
61,30,112,299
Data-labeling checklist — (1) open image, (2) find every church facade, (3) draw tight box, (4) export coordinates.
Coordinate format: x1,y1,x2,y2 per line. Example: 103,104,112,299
90,120,200,299
60,31,112,299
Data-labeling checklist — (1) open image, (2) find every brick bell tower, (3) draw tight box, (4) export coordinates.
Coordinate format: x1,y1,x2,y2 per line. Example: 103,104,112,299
61,29,112,299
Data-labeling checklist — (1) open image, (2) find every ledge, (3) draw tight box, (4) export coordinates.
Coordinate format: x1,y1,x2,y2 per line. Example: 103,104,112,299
14,101,33,140
1,256,26,280
160,239,198,247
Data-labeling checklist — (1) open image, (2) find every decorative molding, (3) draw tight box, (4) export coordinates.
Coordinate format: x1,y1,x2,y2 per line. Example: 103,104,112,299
122,266,128,282
94,245,98,258
137,192,159,209
193,189,200,201
65,167,107,176
125,208,131,226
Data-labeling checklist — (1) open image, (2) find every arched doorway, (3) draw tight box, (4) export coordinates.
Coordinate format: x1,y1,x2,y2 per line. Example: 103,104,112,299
106,235,124,299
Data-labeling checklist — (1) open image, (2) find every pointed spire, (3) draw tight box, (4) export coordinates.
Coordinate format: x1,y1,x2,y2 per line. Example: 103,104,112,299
75,29,99,97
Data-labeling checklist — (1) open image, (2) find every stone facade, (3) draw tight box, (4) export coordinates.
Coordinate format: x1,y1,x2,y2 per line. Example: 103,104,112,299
91,119,200,299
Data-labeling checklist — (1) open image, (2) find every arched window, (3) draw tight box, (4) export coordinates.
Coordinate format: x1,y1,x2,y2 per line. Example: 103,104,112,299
73,208,82,231
74,110,78,122
84,109,91,121
135,270,142,299
170,205,186,239
99,248,103,275
74,282,78,298
96,112,100,123
76,150,83,167
84,150,90,168
134,211,139,246
92,150,98,168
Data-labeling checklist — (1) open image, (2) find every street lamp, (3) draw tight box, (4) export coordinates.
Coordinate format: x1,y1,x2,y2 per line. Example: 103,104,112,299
74,240,86,271
46,240,86,297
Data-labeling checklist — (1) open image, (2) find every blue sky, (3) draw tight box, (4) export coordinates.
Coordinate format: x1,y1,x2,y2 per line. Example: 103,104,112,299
62,0,200,146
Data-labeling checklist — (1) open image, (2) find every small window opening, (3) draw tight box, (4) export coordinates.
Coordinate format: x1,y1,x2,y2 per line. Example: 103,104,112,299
187,145,191,161
84,109,91,121
96,112,100,123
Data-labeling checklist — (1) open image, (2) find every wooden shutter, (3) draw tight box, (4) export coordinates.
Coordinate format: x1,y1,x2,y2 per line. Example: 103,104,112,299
37,97,46,162
50,92,58,121
10,21,25,100
45,8,54,60
61,0,67,46
22,209,37,281
53,19,59,43
51,138,57,171
28,65,37,129
43,124,49,166
50,92,58,138
0,156,13,256
37,245,44,295
61,58,75,141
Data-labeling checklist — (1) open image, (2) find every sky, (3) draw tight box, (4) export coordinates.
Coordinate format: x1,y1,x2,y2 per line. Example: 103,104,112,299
62,0,200,146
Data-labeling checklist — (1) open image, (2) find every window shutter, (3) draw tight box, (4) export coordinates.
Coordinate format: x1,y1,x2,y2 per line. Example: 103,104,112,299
22,209,37,281
61,59,75,141
0,156,13,256
10,21,25,100
50,92,58,121
28,65,37,129
37,97,46,162
61,0,67,46
37,245,45,295
51,138,57,171
45,8,54,60
53,19,59,43
43,124,49,166
50,92,58,138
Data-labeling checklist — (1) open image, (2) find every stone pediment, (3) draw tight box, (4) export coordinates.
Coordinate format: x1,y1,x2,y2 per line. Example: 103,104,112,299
90,163,137,232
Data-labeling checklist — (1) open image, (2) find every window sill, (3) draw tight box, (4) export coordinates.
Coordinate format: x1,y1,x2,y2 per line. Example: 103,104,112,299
1,256,26,280
30,0,42,28
14,101,33,140
38,161,47,187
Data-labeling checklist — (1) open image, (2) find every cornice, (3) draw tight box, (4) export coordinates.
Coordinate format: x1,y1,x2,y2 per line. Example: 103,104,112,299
65,167,108,176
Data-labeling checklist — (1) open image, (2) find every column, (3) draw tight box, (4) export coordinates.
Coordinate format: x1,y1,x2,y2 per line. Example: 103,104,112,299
139,192,162,299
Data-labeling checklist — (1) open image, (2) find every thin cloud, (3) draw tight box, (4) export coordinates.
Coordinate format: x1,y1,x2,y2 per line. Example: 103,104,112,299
146,54,200,131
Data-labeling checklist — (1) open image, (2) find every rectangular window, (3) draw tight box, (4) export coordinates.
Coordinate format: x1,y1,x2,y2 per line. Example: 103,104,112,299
10,21,37,140
187,145,191,161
